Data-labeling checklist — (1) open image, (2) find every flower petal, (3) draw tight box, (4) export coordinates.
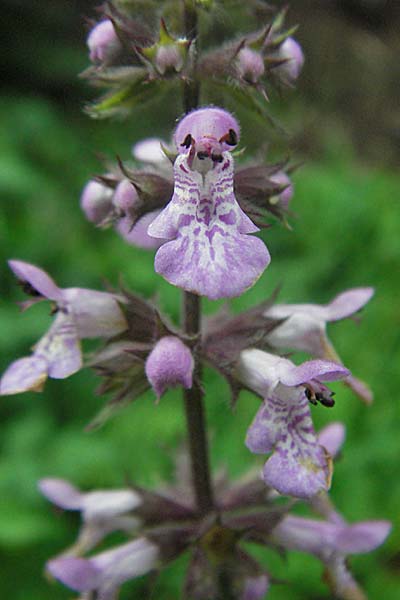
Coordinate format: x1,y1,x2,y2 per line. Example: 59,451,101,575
278,359,349,386
82,490,141,520
8,260,62,301
344,374,373,404
39,478,83,510
334,521,391,554
318,423,346,458
0,355,48,395
48,557,100,592
149,154,269,299
324,288,375,321
34,312,82,378
173,107,240,153
246,389,331,498
117,210,166,249
62,289,127,339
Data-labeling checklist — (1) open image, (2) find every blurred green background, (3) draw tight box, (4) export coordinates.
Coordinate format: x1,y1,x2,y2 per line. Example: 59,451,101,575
0,1,399,598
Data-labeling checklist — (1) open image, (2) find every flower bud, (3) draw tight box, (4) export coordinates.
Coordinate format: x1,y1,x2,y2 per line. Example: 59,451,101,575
80,180,113,225
112,178,139,215
236,47,265,84
116,210,165,250
277,37,304,81
145,336,194,398
87,19,121,64
269,171,293,210
140,20,189,77
132,138,167,165
155,44,184,75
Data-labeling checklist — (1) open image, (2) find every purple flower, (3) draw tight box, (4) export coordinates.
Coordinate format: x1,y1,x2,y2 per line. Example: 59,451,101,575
0,261,127,395
265,287,375,403
145,336,194,398
39,478,141,554
272,516,390,598
238,349,349,498
148,108,270,299
276,37,304,82
48,537,158,599
87,19,121,64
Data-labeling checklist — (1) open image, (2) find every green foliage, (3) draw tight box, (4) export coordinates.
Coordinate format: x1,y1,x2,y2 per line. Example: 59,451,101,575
0,74,399,600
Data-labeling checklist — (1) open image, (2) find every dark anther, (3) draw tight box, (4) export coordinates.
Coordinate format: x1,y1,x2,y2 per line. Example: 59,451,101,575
305,387,317,405
315,392,335,408
197,151,209,160
181,133,192,148
212,154,223,163
219,128,238,146
18,280,41,297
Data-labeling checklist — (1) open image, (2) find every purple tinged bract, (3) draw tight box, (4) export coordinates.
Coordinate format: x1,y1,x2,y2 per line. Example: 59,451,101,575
145,336,194,398
239,349,349,498
0,261,127,396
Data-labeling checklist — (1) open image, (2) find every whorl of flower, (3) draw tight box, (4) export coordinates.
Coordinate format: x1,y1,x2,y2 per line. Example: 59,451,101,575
0,261,127,396
265,287,375,403
272,516,391,598
87,19,121,64
238,349,349,498
47,537,159,599
145,336,194,399
148,108,270,299
39,478,141,554
184,529,270,600
276,37,304,82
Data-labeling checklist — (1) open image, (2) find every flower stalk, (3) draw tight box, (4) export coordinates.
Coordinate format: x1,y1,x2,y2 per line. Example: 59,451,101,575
181,1,214,517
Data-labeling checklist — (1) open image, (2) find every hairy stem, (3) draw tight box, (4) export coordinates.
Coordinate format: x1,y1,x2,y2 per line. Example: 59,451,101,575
181,1,214,517
182,292,214,515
